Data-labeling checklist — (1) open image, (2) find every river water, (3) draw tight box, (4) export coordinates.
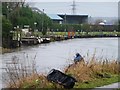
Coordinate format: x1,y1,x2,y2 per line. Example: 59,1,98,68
2,38,118,73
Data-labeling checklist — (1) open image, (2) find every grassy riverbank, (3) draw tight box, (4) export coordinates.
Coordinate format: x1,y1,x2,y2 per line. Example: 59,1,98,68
35,31,120,36
1,47,18,54
10,73,119,88
64,59,120,88
4,54,120,89
75,75,119,88
0,47,12,54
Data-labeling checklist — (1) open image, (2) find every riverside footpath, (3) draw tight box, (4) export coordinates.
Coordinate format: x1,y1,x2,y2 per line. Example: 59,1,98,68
93,82,120,90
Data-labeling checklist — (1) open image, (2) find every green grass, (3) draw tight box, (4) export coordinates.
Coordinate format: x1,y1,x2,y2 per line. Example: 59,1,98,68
116,88,120,90
21,74,119,89
12,31,120,39
75,75,120,88
50,31,119,36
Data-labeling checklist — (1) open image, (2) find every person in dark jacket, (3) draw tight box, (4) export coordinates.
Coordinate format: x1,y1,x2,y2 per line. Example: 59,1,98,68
74,53,83,64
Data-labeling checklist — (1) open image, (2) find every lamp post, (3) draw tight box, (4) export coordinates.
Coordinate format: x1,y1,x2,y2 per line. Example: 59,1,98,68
16,26,19,41
42,9,44,33
81,24,83,33
78,30,80,36
64,29,66,36
64,13,67,36
90,25,92,32
34,22,37,31
16,25,21,47
13,27,16,40
6,3,9,19
34,22,37,36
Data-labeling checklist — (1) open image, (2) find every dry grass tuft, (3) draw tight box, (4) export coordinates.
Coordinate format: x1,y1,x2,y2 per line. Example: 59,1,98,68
3,54,62,88
64,58,119,83
3,53,119,88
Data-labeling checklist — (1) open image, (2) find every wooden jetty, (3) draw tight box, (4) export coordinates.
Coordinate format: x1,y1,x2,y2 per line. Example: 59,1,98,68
21,37,51,45
21,37,41,45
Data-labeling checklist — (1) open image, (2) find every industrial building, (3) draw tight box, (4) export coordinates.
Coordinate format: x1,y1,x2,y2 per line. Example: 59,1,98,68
47,14,88,24
31,6,88,25
58,14,88,24
47,14,63,24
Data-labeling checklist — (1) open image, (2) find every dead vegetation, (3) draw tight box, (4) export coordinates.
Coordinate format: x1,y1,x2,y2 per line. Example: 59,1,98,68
3,53,119,88
64,56,119,83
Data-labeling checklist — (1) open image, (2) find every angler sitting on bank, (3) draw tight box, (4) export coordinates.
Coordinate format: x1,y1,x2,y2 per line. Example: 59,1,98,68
74,53,84,64
65,53,84,73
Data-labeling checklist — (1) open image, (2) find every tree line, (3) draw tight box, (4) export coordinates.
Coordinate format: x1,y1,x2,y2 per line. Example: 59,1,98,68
51,23,118,32
2,2,52,48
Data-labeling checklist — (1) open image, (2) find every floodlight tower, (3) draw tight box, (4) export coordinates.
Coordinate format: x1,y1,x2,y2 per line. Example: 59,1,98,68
71,0,77,15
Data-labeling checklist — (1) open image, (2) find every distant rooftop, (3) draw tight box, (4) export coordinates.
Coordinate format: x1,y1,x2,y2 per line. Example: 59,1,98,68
99,22,114,25
47,14,63,20
31,7,44,14
58,14,88,17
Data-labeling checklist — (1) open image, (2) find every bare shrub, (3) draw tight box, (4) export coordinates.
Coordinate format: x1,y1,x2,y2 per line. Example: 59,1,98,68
2,53,39,88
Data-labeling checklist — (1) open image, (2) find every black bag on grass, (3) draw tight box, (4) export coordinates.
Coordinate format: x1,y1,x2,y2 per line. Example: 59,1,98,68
47,69,77,89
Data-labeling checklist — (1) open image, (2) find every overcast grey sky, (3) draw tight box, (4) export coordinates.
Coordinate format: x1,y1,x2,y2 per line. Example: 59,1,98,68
28,1,118,17
26,0,119,2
